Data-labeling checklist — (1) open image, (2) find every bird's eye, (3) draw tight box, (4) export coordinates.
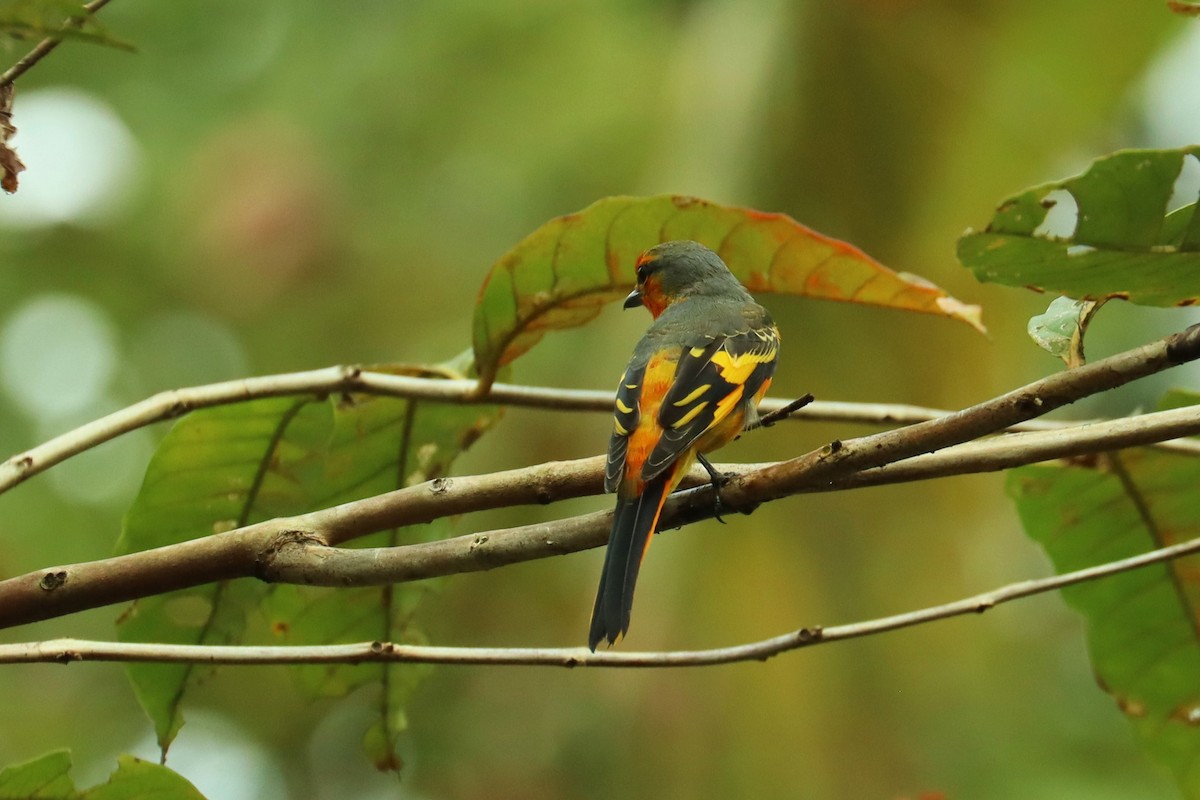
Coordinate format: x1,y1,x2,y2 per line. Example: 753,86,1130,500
636,259,655,283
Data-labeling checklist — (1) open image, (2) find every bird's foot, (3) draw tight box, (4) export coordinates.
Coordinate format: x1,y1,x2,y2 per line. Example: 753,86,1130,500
696,453,731,524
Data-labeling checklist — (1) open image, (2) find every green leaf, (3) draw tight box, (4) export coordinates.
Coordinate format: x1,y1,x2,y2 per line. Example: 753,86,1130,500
1159,389,1200,413
473,194,984,389
1008,408,1200,797
0,0,134,50
0,750,74,799
117,365,500,772
958,147,1200,306
117,396,322,752
84,756,206,800
0,751,206,800
1026,296,1101,367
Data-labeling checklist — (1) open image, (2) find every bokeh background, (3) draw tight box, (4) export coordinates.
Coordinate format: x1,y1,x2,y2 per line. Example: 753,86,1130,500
2,1,1199,798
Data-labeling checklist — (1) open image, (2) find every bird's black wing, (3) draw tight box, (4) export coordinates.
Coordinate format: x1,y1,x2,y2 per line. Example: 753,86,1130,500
604,360,647,493
642,323,779,482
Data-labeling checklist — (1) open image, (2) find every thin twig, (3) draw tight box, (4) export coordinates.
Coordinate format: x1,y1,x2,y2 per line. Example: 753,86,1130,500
0,0,116,88
5,531,1200,667
5,364,1197,498
759,393,815,426
837,403,1200,489
0,368,937,496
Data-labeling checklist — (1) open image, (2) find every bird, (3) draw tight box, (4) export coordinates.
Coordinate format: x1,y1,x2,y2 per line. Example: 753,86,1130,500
588,240,781,650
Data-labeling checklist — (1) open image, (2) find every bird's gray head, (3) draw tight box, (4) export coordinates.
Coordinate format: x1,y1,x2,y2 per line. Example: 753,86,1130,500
623,240,747,315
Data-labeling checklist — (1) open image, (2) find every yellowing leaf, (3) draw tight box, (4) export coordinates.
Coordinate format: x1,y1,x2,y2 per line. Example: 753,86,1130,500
472,195,984,390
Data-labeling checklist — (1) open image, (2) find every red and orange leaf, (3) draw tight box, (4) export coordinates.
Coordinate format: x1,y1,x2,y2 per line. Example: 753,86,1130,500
472,195,983,390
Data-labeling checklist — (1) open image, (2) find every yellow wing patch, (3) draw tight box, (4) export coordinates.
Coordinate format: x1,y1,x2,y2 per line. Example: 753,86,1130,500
709,346,778,385
712,384,745,423
672,383,712,407
671,400,709,429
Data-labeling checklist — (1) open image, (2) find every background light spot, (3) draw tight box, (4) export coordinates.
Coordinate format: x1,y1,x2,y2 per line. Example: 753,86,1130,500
0,87,140,228
1,294,118,418
122,711,288,800
1140,25,1200,145
39,401,154,507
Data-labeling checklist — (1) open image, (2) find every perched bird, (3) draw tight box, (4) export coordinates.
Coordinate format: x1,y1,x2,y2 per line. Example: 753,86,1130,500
588,240,781,650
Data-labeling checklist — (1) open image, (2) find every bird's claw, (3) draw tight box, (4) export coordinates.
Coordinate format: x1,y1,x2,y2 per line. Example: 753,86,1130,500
712,493,728,524
696,453,730,523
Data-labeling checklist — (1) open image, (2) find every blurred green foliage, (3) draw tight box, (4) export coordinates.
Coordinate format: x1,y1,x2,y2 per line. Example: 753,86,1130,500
1,1,1199,798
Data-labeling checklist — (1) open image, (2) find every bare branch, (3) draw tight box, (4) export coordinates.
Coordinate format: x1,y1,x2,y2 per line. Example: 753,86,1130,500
261,400,1200,587
736,324,1200,505
5,530,1200,667
840,402,1200,489
1,325,1198,630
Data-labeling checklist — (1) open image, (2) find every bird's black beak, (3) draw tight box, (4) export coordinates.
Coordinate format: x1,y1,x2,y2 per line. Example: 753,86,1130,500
622,288,643,310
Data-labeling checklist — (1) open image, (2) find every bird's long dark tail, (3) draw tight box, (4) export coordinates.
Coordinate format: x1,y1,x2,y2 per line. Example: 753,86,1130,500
588,470,675,651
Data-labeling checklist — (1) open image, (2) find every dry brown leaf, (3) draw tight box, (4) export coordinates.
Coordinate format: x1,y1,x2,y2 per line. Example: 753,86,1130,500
0,84,25,194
